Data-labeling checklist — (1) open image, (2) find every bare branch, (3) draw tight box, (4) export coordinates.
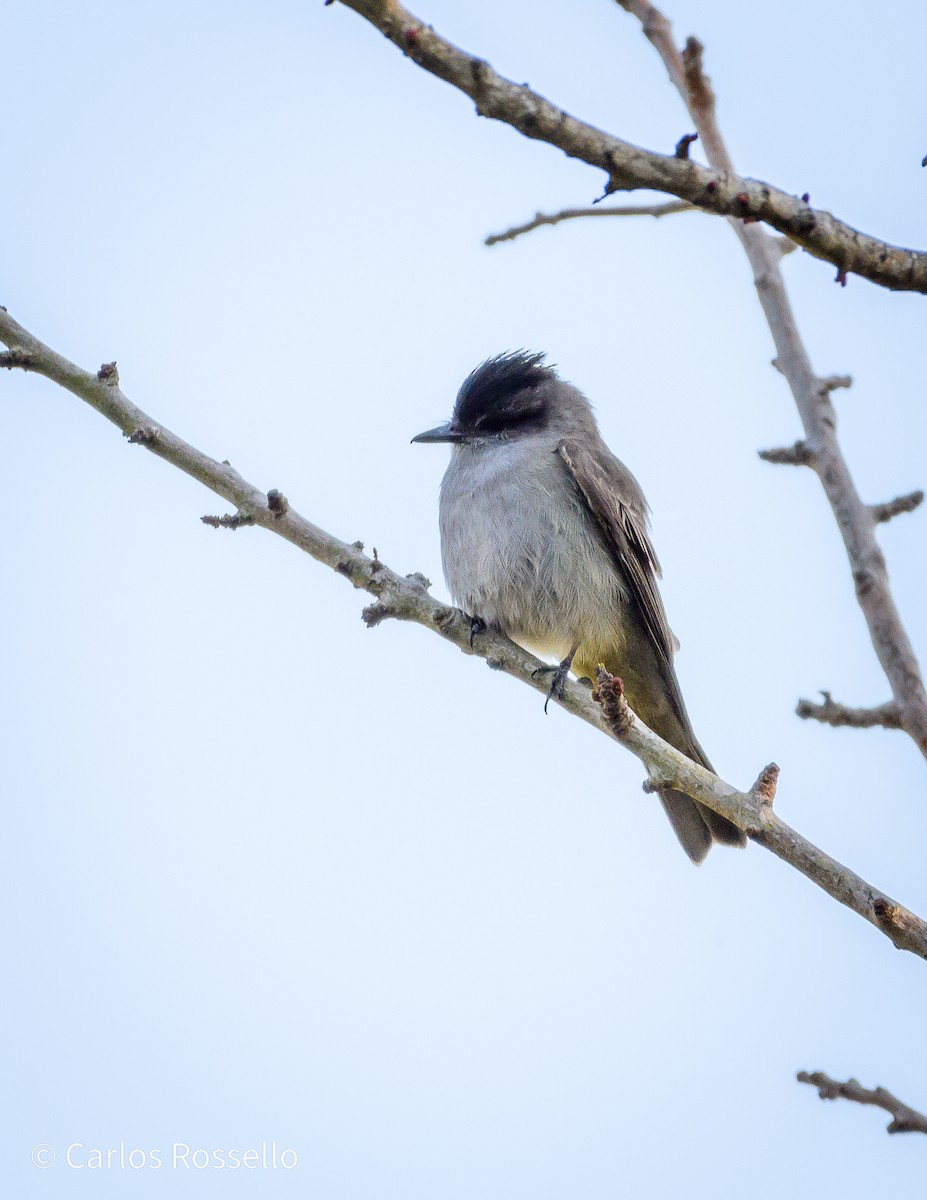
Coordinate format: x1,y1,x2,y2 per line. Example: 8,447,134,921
3,305,927,957
871,490,924,525
334,0,927,292
796,692,903,731
485,199,694,246
613,0,927,760
797,1071,927,1136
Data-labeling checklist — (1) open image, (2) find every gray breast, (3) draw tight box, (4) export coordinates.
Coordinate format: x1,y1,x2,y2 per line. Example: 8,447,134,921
438,433,624,657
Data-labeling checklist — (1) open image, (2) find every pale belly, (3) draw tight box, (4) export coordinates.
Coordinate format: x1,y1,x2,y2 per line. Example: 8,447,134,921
438,437,626,664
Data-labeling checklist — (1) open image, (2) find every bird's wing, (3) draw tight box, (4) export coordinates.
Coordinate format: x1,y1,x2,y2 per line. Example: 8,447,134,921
556,437,674,668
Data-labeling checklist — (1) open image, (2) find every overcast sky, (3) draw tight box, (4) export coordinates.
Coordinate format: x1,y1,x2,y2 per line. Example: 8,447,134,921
5,2,927,1196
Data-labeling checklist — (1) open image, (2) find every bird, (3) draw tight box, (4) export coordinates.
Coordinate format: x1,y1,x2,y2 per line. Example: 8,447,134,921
412,350,745,864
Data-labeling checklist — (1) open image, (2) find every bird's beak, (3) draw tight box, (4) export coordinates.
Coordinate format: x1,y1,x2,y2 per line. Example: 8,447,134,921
411,422,464,444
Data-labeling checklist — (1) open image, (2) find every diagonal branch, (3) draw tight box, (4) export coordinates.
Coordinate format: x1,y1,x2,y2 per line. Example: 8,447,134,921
333,0,927,293
484,199,695,246
3,304,927,958
797,1071,927,1136
612,0,927,761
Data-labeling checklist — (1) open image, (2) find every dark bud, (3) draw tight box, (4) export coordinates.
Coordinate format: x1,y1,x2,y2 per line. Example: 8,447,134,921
674,132,698,160
267,488,289,518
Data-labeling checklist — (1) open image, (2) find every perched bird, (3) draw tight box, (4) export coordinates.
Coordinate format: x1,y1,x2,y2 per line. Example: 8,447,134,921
412,351,745,864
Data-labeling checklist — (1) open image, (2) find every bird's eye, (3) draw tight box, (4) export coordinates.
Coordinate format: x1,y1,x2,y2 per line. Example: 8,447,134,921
477,405,546,434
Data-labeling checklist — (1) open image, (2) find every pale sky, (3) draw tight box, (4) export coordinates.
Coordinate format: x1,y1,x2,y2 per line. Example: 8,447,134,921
5,2,927,1196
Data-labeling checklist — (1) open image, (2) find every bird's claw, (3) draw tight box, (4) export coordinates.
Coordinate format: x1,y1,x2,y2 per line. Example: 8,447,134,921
469,615,486,649
532,645,579,714
532,660,571,714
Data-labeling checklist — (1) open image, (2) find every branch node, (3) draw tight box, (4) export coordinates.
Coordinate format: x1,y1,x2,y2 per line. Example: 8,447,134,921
821,373,852,392
873,896,900,929
201,511,255,530
431,605,456,630
870,490,924,524
0,348,36,370
266,488,289,518
751,762,780,806
126,426,158,446
362,601,395,628
97,361,119,385
757,440,815,466
591,666,633,736
405,571,432,591
674,132,698,159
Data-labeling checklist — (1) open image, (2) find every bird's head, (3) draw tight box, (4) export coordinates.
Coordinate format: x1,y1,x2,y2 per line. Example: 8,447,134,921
412,351,575,447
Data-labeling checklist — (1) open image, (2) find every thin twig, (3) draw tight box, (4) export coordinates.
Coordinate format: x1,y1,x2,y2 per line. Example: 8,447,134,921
613,0,927,760
2,305,927,958
758,441,815,467
798,1071,927,1135
796,693,903,731
485,200,694,246
334,0,927,293
871,490,924,525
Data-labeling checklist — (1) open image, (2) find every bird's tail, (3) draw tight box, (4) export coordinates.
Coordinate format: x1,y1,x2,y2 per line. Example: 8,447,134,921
626,662,746,864
651,720,745,864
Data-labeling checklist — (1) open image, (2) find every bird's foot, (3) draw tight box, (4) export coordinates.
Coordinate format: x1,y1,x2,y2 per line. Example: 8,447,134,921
532,645,579,714
469,615,486,648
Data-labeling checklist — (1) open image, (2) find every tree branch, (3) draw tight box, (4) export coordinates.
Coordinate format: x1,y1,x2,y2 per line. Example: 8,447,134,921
484,200,695,246
796,692,904,731
333,0,927,293
3,304,927,958
611,0,927,761
797,1071,927,1135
